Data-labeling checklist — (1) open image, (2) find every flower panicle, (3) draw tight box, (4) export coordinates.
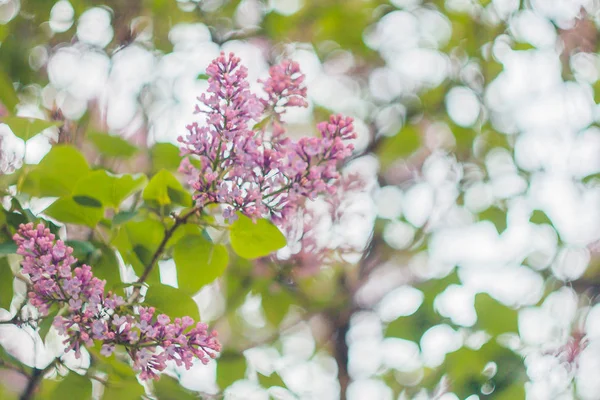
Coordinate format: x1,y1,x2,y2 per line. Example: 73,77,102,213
13,223,220,381
178,52,356,226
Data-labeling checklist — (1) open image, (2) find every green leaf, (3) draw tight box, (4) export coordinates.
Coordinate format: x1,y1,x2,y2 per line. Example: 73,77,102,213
530,210,552,225
112,219,164,275
0,257,13,310
0,242,17,254
89,243,122,291
174,235,228,295
143,169,191,207
479,206,507,233
261,286,294,327
38,313,56,340
151,143,181,173
0,67,18,112
377,125,421,170
258,371,286,388
103,378,145,400
113,211,138,225
50,372,92,400
144,283,200,321
21,145,90,197
154,375,197,400
217,354,246,390
44,197,104,227
87,131,138,159
2,116,61,142
230,215,286,259
73,195,103,208
474,293,518,335
64,240,96,259
74,170,147,209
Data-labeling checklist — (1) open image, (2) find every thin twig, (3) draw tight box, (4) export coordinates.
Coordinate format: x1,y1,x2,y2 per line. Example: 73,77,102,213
19,358,59,400
127,207,200,303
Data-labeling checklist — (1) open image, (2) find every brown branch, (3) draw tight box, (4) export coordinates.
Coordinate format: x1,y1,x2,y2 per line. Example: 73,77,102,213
128,206,200,303
19,358,59,400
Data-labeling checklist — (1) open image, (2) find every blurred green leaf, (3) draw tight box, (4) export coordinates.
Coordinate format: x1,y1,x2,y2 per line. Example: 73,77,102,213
530,210,552,225
230,214,286,259
479,206,507,233
217,353,246,390
113,211,138,225
150,143,181,173
87,131,138,158
143,169,191,207
258,371,286,388
144,283,200,321
64,240,96,259
112,219,164,276
74,170,147,209
154,375,197,400
44,196,103,227
44,197,104,227
2,116,61,142
89,243,122,291
377,125,421,170
0,242,17,254
21,145,90,197
174,234,228,295
474,293,518,335
0,67,18,113
73,195,103,208
0,257,13,310
261,285,294,327
102,378,145,400
49,372,92,400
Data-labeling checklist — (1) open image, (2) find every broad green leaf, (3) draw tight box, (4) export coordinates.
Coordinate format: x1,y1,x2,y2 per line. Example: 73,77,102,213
44,197,104,227
479,206,507,233
103,379,145,400
38,313,56,340
530,210,552,225
113,211,138,225
217,354,246,390
144,283,200,321
74,170,147,209
112,219,164,275
261,286,294,327
174,235,228,295
50,372,92,400
494,382,526,400
143,169,191,207
73,195,102,208
377,125,421,170
258,371,286,388
230,215,286,259
0,67,18,112
89,243,122,291
151,143,181,173
0,242,17,254
2,116,61,142
0,257,13,310
21,146,90,197
64,240,96,260
154,375,197,400
474,293,518,335
87,131,138,158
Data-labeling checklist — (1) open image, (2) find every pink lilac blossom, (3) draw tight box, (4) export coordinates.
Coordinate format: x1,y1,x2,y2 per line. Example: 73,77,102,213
178,52,356,225
13,223,220,380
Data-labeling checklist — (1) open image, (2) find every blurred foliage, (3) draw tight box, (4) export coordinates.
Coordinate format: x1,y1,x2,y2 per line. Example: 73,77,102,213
0,0,598,399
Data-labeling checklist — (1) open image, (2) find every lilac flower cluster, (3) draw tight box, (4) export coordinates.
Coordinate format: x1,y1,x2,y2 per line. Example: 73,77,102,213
14,223,220,380
178,52,356,224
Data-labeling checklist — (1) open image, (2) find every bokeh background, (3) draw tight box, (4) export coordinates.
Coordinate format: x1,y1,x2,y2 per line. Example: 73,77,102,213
1,0,600,399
